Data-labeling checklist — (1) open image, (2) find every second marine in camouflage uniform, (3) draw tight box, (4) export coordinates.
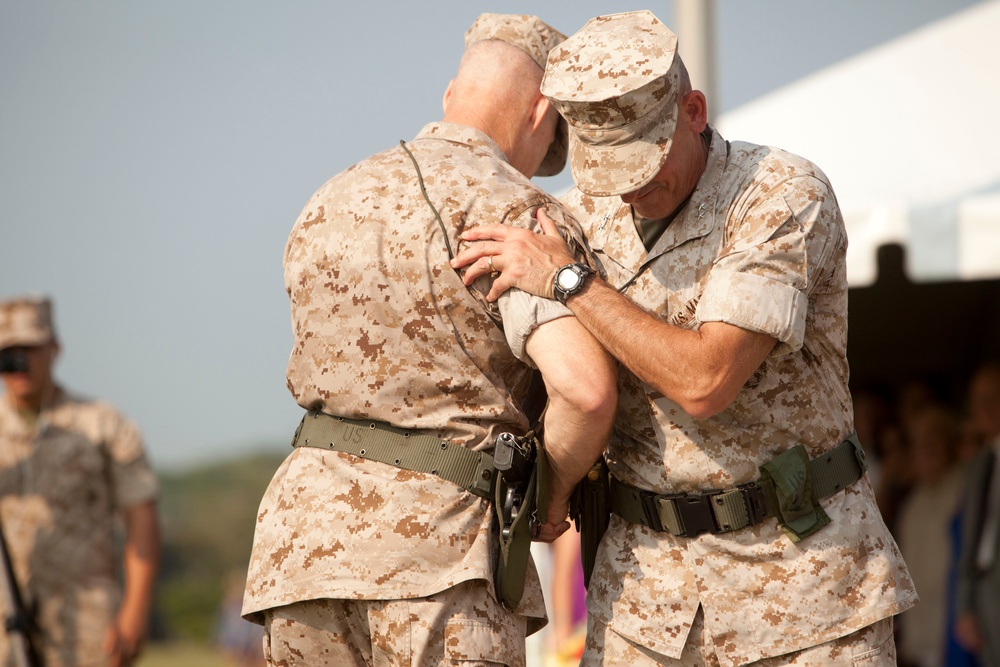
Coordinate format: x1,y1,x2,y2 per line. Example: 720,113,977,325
456,11,917,667
243,13,617,667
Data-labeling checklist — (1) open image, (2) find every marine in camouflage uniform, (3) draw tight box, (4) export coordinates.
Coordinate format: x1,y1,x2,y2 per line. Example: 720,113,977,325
455,10,917,667
0,296,160,667
242,14,617,667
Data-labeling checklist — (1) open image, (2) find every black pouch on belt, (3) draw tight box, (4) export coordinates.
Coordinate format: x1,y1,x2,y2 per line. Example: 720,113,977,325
493,431,548,609
570,457,610,589
759,444,831,543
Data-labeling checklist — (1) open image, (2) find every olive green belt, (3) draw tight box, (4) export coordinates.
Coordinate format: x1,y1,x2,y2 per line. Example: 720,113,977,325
610,434,866,537
291,410,496,499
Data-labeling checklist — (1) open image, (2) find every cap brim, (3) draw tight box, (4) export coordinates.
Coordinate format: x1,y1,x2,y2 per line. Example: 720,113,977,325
568,101,677,197
535,115,568,177
0,331,51,350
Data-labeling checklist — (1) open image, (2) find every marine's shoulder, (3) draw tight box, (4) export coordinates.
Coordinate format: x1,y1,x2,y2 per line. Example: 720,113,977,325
50,388,135,430
726,139,833,188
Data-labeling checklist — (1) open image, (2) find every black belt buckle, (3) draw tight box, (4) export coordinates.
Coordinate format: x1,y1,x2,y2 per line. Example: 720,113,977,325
638,489,665,532
738,480,771,526
672,492,719,536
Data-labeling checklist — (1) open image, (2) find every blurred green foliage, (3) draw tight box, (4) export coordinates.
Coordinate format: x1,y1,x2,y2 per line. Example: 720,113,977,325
154,450,286,642
138,641,232,667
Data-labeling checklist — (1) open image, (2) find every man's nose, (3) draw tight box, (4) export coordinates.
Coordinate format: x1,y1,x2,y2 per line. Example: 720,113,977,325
620,186,644,204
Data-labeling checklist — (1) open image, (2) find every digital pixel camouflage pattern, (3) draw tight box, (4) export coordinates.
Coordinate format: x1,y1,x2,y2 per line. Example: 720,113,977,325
560,128,917,666
587,610,896,666
0,388,159,667
242,121,594,639
263,580,527,666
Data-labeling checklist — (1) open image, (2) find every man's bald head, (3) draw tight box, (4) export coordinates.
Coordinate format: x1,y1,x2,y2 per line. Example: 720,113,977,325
443,39,558,178
448,40,543,118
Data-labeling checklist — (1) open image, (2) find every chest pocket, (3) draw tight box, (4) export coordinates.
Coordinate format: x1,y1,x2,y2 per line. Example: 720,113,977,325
630,219,724,325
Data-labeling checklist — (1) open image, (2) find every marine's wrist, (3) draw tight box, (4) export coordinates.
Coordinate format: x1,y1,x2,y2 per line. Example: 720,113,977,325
552,263,594,304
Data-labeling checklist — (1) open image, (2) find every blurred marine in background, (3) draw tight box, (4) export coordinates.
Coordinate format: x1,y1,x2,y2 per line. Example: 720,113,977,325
242,13,617,667
0,295,160,667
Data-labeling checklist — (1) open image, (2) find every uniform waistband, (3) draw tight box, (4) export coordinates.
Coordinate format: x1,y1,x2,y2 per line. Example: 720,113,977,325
610,434,866,537
291,411,496,499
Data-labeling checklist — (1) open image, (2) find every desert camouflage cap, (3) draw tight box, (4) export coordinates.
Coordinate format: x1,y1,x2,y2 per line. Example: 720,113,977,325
464,13,565,72
0,295,56,349
541,10,682,196
465,13,568,177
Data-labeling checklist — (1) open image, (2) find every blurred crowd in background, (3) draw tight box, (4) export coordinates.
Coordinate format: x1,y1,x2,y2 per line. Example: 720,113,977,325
856,363,1000,667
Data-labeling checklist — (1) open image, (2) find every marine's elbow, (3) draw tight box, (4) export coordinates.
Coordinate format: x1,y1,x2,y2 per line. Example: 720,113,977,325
567,374,618,427
671,375,737,420
588,382,619,426
679,397,727,420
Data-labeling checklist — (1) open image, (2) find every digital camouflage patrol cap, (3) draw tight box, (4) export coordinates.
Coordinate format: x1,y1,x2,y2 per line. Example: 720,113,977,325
465,13,568,177
541,10,683,196
0,295,56,350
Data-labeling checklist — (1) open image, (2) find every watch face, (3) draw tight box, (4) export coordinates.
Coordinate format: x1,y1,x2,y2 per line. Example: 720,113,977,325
557,267,582,290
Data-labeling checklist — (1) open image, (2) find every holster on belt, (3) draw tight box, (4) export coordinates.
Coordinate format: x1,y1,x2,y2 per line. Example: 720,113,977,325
493,430,548,609
569,456,610,590
759,444,831,542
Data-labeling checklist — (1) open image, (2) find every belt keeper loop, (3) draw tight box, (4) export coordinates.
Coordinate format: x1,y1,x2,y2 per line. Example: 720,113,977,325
849,434,868,474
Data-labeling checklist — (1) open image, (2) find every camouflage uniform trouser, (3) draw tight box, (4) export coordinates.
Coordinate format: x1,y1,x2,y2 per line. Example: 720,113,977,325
262,579,529,666
1,587,116,667
582,606,896,667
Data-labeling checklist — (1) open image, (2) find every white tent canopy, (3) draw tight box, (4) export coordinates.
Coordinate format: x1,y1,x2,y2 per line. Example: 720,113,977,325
716,0,1000,287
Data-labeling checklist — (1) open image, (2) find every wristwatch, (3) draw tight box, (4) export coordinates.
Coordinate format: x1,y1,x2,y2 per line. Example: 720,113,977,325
552,263,594,304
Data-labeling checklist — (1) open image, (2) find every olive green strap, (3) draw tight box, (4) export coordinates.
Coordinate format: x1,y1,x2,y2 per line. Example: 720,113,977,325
811,432,867,497
291,411,495,498
610,434,866,537
399,140,454,260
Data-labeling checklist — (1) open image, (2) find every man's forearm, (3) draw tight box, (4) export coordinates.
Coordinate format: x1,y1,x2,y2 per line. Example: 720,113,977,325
525,316,617,524
453,218,775,417
120,502,160,624
566,276,776,419
542,390,614,522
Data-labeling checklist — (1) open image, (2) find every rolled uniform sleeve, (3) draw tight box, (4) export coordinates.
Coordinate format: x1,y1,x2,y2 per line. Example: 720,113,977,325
698,271,808,351
104,410,159,509
498,290,572,363
494,202,589,363
696,173,844,355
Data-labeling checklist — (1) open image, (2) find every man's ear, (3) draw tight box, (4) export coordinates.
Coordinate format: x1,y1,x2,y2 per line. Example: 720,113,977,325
48,340,61,364
442,80,455,114
527,92,552,134
682,90,709,133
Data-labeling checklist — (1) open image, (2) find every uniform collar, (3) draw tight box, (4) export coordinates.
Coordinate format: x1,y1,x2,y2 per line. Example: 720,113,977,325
0,385,66,430
643,126,728,260
413,122,509,165
598,126,728,283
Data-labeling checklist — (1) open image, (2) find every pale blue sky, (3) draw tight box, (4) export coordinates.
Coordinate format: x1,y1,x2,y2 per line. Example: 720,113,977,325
0,0,980,468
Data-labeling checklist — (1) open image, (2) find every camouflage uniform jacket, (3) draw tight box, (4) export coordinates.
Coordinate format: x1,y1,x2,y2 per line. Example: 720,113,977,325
0,388,159,666
243,122,591,630
561,127,917,666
